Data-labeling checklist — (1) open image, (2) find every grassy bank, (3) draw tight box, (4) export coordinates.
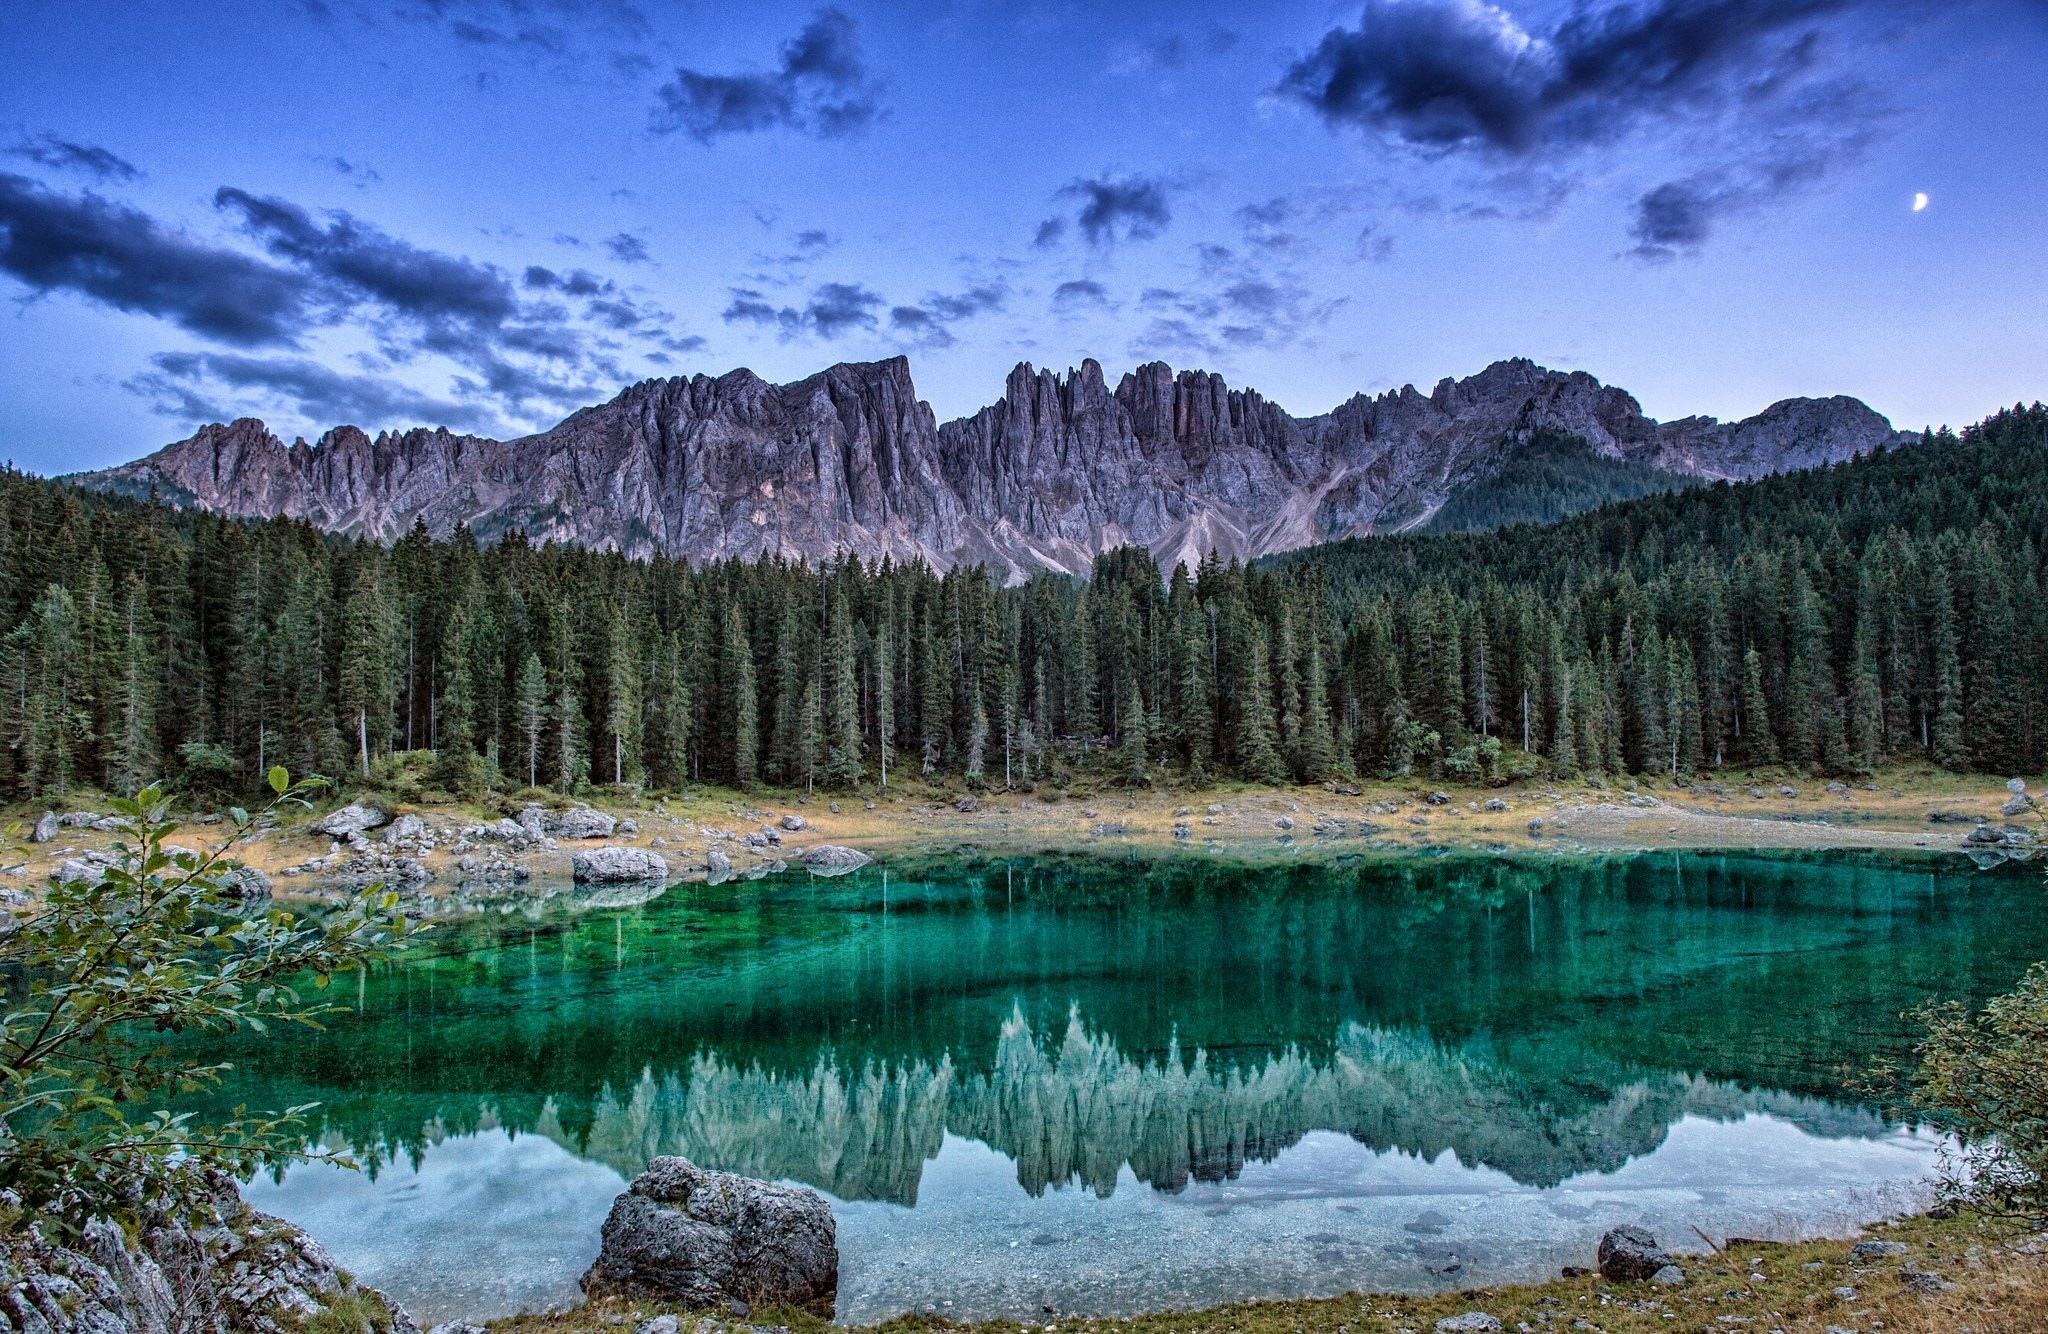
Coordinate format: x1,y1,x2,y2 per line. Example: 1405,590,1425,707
493,1212,2046,1334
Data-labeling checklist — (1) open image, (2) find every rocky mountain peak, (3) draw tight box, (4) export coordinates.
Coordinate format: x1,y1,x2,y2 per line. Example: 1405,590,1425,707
73,355,1909,580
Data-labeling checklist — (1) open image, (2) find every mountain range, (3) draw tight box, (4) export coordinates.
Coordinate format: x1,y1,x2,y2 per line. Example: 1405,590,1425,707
73,356,1908,579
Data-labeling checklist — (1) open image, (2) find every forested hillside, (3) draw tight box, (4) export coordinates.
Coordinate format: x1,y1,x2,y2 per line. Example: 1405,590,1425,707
1417,432,1693,533
2,406,2042,803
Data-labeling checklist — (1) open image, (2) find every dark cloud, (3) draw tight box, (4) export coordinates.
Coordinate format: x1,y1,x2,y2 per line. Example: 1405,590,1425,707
722,280,884,339
1051,279,1112,312
889,283,1007,346
9,134,141,183
0,173,312,345
131,350,499,432
1279,0,1920,253
1039,175,1174,248
603,231,649,263
1627,91,1878,259
652,9,884,144
1278,0,1865,155
216,187,519,329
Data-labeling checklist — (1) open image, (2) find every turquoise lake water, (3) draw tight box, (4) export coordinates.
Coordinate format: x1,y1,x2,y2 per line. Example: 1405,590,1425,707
203,850,2048,1323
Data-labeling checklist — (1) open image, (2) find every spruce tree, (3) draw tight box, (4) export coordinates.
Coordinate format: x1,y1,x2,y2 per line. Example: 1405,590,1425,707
723,604,759,788
1238,631,1286,784
514,651,548,790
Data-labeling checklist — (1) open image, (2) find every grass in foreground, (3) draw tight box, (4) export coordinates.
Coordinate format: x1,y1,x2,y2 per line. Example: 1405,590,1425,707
489,1212,2046,1334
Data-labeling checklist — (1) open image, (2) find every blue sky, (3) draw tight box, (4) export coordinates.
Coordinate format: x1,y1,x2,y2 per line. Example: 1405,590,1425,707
3,0,2045,474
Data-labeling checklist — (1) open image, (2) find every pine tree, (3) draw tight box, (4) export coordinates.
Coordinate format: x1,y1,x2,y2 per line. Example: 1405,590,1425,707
723,604,759,788
1298,635,1335,781
514,651,548,790
872,612,894,791
109,574,159,797
822,596,863,787
337,573,395,778
1740,647,1778,765
1238,631,1286,784
603,603,642,786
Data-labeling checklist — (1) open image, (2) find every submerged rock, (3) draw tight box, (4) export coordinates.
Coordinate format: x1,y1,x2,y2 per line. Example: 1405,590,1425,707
802,845,871,876
1597,1225,1673,1281
574,847,669,884
580,1156,838,1317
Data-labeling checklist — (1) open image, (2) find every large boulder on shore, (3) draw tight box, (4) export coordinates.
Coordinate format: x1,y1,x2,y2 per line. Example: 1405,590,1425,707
548,805,618,840
801,845,871,877
311,802,391,839
574,847,669,884
1596,1225,1673,1281
580,1156,838,1317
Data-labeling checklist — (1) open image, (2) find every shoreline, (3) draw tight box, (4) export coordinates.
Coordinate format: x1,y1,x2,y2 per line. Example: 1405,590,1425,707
487,1209,2046,1334
8,768,2038,907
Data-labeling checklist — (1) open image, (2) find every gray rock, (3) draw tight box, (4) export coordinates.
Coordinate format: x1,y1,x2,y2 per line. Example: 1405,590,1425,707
802,845,871,876
1275,815,1295,830
2010,777,2028,794
955,796,978,813
52,851,116,884
549,806,618,840
1426,790,1451,805
1206,803,1225,815
29,811,57,843
217,865,273,900
1898,1268,1950,1292
382,813,427,843
1597,1225,1673,1281
779,814,807,831
1831,1286,1858,1299
618,818,639,835
574,847,670,884
1650,1264,1687,1286
580,1156,837,1317
1777,785,1799,797
0,1168,416,1334
312,802,390,839
634,1319,679,1334
706,847,733,882
1483,797,1509,812
429,1325,488,1334
1848,1239,1911,1260
58,810,104,828
1434,1316,1501,1333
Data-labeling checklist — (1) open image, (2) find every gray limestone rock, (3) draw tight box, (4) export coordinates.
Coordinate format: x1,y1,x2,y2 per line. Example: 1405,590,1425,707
29,811,57,843
574,847,669,884
579,1156,838,1317
801,845,871,876
548,806,618,840
1597,1225,1673,1282
0,1170,416,1334
311,803,390,839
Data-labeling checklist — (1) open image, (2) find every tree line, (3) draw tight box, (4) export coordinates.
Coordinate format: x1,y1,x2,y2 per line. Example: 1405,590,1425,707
2,403,2044,801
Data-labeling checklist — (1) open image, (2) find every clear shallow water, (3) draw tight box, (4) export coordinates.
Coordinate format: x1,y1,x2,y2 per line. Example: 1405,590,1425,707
202,850,2047,1323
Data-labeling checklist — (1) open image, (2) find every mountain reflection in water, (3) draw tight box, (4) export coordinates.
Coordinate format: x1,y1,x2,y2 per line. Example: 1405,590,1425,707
559,1008,1888,1203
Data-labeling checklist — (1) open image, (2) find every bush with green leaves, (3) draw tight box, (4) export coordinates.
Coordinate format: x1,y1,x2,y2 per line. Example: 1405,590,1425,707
1913,961,2048,1221
0,769,420,1236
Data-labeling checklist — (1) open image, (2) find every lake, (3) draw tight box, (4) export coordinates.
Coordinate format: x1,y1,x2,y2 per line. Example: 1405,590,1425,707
206,849,2048,1324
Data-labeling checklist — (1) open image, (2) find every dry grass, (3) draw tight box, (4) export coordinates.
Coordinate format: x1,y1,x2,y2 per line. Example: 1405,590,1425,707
482,1213,2047,1334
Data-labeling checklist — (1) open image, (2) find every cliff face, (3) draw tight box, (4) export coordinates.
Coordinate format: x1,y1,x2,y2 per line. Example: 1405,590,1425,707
76,356,1908,578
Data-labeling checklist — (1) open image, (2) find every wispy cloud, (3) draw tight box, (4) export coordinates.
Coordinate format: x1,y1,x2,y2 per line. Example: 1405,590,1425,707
8,134,141,183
